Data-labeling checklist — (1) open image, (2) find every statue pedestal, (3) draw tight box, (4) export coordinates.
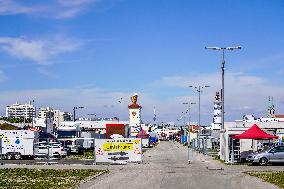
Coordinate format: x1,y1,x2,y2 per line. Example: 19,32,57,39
128,93,142,137
128,104,141,127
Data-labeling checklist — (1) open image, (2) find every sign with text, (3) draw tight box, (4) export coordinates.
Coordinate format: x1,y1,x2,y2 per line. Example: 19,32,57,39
95,138,142,163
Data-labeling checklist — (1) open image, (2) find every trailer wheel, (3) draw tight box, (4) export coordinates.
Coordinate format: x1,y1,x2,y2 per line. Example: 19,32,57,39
14,153,22,160
2,154,7,160
78,147,85,155
6,153,14,160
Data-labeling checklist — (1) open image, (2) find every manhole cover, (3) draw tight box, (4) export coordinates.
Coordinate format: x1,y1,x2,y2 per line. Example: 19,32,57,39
206,167,224,170
167,171,176,173
174,167,186,169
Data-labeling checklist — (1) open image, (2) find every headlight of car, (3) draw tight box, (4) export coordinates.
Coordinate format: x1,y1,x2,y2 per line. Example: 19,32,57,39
254,154,261,159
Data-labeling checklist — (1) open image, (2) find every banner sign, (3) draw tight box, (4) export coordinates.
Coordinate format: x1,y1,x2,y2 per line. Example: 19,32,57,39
95,138,142,163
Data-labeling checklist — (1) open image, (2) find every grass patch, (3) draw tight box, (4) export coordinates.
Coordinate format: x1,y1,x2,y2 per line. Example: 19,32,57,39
0,168,106,189
247,171,284,188
213,155,226,164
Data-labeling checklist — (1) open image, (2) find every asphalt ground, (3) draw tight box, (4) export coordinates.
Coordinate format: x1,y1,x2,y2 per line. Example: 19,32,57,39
77,141,281,189
1,141,283,189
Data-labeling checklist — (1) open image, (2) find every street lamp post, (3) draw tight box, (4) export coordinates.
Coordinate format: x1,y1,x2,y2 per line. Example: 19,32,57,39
189,85,210,149
182,102,196,135
182,102,196,163
205,46,241,130
73,107,84,122
188,86,210,128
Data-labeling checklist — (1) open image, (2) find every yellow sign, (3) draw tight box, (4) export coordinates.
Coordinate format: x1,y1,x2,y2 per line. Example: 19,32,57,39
133,139,140,144
103,142,133,151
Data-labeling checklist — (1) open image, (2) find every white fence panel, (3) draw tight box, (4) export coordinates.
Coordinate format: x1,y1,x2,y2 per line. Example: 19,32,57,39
95,138,142,163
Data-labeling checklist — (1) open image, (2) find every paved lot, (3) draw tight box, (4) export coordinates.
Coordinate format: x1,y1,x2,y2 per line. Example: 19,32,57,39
77,141,280,189
0,141,282,189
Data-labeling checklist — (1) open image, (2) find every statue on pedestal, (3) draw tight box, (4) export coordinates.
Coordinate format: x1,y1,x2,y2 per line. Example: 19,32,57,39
128,93,141,109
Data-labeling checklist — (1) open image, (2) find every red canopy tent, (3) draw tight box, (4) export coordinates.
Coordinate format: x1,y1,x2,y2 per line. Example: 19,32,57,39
232,124,278,139
229,124,278,163
136,129,150,139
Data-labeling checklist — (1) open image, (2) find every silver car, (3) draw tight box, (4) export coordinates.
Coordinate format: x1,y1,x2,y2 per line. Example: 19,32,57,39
247,145,284,165
34,142,67,159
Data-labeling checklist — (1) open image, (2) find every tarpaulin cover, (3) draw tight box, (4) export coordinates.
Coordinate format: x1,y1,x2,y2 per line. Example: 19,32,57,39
232,124,278,139
136,129,150,139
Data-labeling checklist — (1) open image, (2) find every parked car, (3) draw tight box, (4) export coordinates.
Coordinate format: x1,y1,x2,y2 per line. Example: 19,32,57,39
247,145,284,165
34,141,67,159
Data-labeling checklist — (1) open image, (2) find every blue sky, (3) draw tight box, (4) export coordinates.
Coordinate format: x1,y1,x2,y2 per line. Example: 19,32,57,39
0,0,283,124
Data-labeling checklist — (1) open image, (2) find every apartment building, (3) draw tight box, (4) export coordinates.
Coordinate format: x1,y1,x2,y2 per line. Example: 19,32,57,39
53,110,72,127
6,102,36,119
38,107,72,127
38,107,54,119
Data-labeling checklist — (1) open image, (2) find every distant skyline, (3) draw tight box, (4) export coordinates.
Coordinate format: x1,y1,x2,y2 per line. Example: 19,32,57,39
0,0,284,124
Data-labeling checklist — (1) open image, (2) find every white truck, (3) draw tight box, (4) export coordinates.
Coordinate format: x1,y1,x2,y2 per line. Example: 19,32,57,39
0,130,66,160
0,130,36,160
56,125,85,154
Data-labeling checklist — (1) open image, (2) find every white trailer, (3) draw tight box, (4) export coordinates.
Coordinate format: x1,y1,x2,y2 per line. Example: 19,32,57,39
0,130,39,160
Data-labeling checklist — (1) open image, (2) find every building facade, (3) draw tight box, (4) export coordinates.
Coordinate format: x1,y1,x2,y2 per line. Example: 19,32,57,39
38,107,72,127
38,107,54,119
6,102,36,119
53,110,72,127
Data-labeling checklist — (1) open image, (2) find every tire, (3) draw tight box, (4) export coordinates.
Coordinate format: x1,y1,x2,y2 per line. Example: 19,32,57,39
14,153,21,160
2,154,7,160
259,157,268,165
6,153,14,160
78,147,85,155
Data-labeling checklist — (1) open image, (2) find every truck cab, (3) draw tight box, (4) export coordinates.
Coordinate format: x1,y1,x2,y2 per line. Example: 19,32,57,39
55,124,84,154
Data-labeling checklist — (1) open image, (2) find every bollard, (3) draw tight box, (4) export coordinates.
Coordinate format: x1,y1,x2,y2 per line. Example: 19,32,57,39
93,138,96,165
47,138,50,165
0,138,2,165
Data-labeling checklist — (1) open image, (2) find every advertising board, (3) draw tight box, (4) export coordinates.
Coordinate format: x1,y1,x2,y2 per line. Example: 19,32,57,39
95,138,142,163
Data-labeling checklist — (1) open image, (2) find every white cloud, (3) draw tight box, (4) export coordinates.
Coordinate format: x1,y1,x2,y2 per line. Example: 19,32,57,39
0,36,81,64
0,70,7,82
0,1,42,15
37,67,59,79
57,0,98,7
153,72,284,123
0,72,283,125
0,87,133,120
0,0,100,19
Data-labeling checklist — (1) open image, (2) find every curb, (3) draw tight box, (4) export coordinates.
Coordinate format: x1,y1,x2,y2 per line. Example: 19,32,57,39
76,170,109,188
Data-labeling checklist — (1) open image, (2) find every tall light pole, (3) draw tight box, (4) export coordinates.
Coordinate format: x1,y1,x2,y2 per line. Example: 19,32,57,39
188,85,210,128
205,46,241,130
182,102,196,126
73,106,84,122
183,102,196,163
182,102,196,140
189,85,209,150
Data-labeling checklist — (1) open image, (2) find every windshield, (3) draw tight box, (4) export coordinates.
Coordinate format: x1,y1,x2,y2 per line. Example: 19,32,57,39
57,131,76,138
